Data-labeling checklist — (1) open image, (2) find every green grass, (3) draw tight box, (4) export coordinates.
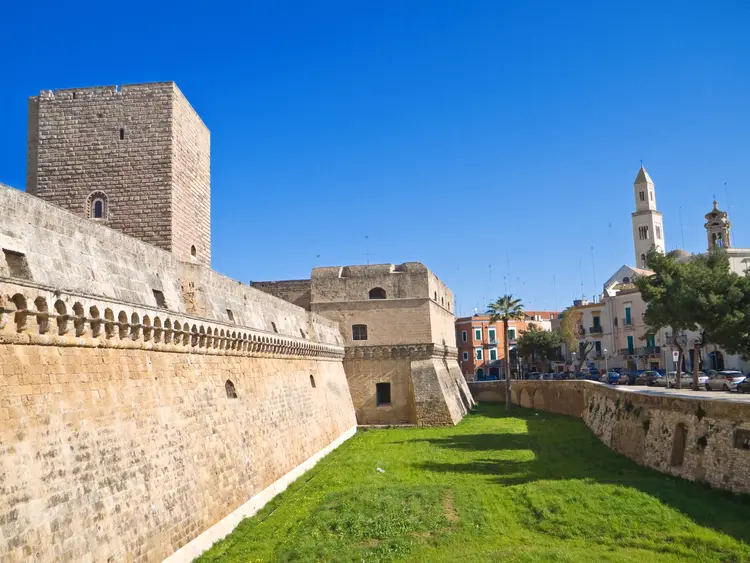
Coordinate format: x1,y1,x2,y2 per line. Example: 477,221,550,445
197,404,750,562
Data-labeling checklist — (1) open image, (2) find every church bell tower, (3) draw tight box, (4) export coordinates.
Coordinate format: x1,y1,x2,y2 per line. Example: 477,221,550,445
705,200,731,252
631,166,665,269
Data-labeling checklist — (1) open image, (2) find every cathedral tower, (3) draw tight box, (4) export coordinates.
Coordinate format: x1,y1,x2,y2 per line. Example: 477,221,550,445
705,200,731,252
631,166,665,268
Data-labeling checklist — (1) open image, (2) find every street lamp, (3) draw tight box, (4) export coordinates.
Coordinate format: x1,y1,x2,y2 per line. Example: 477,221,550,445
604,348,608,375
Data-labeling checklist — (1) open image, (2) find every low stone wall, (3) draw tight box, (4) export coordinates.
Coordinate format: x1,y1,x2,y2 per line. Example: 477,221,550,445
468,380,750,495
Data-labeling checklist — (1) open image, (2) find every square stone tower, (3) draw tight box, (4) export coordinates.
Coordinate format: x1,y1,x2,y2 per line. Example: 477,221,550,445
26,82,211,265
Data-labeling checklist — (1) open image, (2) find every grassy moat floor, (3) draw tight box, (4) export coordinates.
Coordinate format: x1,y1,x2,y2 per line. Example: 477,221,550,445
197,404,750,562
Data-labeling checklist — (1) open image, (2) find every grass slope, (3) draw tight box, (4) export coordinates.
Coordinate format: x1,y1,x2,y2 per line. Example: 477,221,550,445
197,404,750,562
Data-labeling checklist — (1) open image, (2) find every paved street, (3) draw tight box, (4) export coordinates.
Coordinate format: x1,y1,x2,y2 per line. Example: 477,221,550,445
613,384,750,403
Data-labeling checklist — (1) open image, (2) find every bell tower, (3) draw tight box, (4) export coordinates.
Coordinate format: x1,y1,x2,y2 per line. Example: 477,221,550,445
705,200,731,252
631,166,665,268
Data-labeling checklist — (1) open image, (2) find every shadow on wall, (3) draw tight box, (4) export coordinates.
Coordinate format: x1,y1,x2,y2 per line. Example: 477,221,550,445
404,406,750,547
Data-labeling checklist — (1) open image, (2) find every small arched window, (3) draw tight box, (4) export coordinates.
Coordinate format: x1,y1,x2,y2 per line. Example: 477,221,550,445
622,277,630,284
640,254,647,268
191,245,197,257
225,380,238,399
87,191,108,220
368,287,386,299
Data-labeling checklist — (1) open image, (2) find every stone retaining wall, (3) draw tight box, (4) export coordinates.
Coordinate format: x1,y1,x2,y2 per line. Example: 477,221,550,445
468,380,750,495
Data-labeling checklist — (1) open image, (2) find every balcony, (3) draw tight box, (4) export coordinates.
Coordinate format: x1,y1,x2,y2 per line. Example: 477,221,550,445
589,326,603,335
508,338,517,346
619,348,636,357
487,338,498,345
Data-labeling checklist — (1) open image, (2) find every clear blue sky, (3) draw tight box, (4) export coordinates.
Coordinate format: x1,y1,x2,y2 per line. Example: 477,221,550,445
2,1,749,315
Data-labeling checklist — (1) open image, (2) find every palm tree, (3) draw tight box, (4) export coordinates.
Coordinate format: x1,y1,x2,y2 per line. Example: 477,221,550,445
487,295,525,410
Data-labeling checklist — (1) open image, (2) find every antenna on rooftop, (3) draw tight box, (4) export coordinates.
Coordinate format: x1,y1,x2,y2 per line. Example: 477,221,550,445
679,206,685,249
590,245,597,297
725,181,736,247
364,235,374,265
579,258,585,300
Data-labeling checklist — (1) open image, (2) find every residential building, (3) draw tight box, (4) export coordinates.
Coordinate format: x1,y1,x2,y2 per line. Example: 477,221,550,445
455,311,560,380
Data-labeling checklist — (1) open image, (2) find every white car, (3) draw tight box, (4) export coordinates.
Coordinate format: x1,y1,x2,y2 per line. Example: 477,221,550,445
705,371,746,392
665,371,709,389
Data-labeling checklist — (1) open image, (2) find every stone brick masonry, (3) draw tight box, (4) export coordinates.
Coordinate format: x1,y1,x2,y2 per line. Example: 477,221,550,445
468,380,750,495
0,181,356,562
27,83,211,265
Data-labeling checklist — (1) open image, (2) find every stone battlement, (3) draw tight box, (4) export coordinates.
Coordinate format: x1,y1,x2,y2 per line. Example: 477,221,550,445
0,280,343,360
35,81,177,100
0,183,341,346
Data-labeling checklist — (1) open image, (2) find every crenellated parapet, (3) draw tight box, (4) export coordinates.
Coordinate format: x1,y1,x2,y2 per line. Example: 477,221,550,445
0,280,344,360
344,343,458,361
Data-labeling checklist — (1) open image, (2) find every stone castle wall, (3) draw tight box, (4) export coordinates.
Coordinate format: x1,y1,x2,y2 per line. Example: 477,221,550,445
0,184,338,344
0,281,355,562
468,380,750,495
0,183,357,561
250,280,312,310
26,83,210,265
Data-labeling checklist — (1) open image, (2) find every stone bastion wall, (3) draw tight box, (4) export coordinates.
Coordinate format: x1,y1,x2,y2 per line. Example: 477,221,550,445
0,184,357,562
468,380,750,496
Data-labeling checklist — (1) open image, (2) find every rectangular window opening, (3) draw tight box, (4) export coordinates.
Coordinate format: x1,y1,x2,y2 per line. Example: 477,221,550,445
462,352,469,361
490,348,498,361
488,328,496,342
3,249,32,281
461,330,467,342
508,328,516,340
474,328,482,340
226,308,235,322
376,382,391,406
352,324,368,341
152,289,167,308
475,348,483,361
639,191,645,201
119,128,125,140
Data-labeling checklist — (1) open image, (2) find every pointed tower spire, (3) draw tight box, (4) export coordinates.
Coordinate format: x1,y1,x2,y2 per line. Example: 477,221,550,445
634,165,653,186
631,165,665,267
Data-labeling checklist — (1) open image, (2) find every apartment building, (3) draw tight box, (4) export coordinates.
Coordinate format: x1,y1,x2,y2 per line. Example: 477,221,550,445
455,311,559,380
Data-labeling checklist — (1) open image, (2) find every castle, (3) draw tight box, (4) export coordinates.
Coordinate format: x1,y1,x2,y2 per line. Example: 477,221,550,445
0,82,469,562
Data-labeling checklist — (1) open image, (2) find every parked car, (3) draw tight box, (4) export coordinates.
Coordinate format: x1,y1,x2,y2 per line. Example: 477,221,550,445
737,378,750,394
633,371,663,386
600,372,620,385
616,373,631,385
705,370,746,391
665,371,708,389
526,373,541,380
574,372,589,380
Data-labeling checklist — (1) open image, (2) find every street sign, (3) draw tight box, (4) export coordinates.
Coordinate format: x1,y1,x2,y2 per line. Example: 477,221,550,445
672,350,679,362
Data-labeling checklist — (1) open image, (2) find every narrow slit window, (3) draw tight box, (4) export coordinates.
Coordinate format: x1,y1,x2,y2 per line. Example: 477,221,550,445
2,249,32,281
227,309,235,322
225,380,238,399
152,289,167,308
119,128,125,140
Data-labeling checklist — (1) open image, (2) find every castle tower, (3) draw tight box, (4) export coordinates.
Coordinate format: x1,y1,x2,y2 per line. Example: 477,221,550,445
26,82,211,265
705,200,732,252
631,166,665,268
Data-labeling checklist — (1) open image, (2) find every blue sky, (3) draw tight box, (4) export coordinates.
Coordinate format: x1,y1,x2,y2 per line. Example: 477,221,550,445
2,1,749,315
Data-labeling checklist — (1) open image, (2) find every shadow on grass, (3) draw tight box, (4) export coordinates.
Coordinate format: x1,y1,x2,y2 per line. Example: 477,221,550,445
408,404,750,546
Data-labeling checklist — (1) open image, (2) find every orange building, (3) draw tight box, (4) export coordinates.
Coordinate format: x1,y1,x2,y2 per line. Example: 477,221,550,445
455,311,560,380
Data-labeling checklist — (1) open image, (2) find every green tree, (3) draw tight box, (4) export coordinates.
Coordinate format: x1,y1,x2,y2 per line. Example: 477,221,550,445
487,295,525,410
516,323,561,371
635,248,746,389
559,306,595,372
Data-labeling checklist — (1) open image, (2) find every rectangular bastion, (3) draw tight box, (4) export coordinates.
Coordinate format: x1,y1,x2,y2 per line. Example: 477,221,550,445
468,380,750,496
0,183,357,562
